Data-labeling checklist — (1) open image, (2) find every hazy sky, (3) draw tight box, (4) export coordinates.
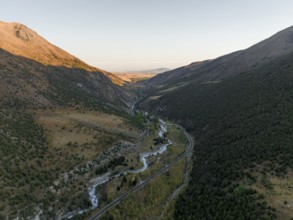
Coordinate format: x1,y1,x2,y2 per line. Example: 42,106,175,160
1,0,293,71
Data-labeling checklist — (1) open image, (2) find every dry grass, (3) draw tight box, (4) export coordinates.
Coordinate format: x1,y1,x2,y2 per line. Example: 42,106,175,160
33,109,141,173
0,21,125,86
37,109,139,146
244,169,293,220
0,21,97,71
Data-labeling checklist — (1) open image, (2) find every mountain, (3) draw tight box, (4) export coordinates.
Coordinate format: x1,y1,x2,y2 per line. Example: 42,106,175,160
138,26,293,219
113,72,157,84
143,61,210,86
0,21,132,110
0,20,124,86
0,49,132,111
144,25,293,87
112,68,170,85
0,21,94,70
0,22,138,219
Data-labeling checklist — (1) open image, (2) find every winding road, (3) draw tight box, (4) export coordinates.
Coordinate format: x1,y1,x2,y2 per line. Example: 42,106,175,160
88,123,194,220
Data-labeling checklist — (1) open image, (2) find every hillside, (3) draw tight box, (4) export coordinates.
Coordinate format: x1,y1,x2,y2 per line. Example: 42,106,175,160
3,18,293,220
144,25,293,87
0,22,138,219
138,52,293,219
0,21,133,110
0,20,124,85
0,48,133,111
0,46,187,219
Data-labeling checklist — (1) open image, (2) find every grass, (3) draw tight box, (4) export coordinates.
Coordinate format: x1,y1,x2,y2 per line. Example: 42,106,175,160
0,107,189,219
107,159,187,220
36,109,140,161
245,170,293,220
0,108,141,219
85,123,190,219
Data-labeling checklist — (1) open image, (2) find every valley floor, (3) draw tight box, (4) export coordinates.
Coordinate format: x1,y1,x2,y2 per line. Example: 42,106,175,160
0,106,192,220
86,121,193,220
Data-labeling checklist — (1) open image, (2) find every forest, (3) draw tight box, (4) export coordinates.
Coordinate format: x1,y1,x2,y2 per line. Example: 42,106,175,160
140,52,293,219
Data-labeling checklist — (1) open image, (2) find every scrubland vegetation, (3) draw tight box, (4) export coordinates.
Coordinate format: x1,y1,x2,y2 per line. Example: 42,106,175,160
0,106,143,218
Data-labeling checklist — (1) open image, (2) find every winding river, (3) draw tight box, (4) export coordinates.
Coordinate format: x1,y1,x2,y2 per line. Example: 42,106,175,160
65,118,172,219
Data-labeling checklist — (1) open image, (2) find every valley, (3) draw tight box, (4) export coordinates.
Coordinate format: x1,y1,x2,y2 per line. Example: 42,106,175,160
0,20,193,220
0,107,141,218
88,121,193,220
1,10,293,220
0,103,192,219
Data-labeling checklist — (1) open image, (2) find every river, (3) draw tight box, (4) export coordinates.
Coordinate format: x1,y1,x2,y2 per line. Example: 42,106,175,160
63,118,171,219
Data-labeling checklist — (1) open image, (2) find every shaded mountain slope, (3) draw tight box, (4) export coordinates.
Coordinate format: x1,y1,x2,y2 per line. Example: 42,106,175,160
139,52,293,219
0,22,137,218
0,48,133,112
144,25,293,87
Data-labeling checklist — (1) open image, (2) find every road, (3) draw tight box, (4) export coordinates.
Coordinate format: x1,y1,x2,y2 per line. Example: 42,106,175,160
88,123,194,220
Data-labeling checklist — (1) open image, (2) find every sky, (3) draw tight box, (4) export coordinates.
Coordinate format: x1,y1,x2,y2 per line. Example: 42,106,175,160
1,0,293,71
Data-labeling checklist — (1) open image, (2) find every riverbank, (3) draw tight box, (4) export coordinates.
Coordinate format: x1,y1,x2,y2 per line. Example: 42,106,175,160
62,117,174,219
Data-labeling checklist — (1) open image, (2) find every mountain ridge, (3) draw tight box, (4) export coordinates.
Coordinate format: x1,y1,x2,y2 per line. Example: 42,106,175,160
144,25,293,87
0,21,136,112
139,50,293,220
0,20,124,85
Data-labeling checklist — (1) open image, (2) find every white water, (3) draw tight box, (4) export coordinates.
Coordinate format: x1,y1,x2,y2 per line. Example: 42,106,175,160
158,119,167,138
64,118,171,219
88,173,110,209
64,173,111,219
127,139,172,174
